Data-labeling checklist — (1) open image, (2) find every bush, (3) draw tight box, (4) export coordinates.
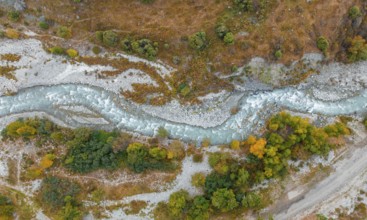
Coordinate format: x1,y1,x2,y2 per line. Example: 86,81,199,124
189,31,207,51
92,46,101,54
349,5,362,19
132,39,159,60
49,46,64,55
215,24,229,39
38,21,49,30
157,127,168,138
121,37,158,59
193,153,203,162
223,32,235,45
230,140,240,150
8,11,20,22
316,36,329,54
234,0,254,12
274,50,283,59
140,0,155,3
57,26,72,38
66,49,79,58
102,30,119,47
363,117,367,129
0,194,15,217
348,35,367,62
191,172,206,188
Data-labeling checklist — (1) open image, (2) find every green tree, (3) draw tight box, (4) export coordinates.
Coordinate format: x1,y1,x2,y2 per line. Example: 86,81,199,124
241,192,262,208
211,188,238,212
127,142,149,172
149,147,167,160
39,176,80,210
168,190,189,217
187,196,210,220
204,172,232,195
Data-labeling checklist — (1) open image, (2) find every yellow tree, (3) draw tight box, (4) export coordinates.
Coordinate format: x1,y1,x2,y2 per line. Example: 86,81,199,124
249,138,267,159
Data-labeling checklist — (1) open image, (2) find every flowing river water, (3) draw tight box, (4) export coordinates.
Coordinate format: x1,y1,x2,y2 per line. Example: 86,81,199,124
1,84,366,144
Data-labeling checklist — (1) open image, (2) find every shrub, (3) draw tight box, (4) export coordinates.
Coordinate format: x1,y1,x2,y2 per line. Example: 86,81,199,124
95,31,104,42
349,5,362,19
49,46,64,55
157,127,168,138
132,39,158,60
5,29,20,39
274,50,283,59
193,153,203,162
102,30,119,47
191,172,206,188
363,117,367,129
8,11,20,22
223,32,234,45
38,21,49,30
201,138,211,148
92,46,101,54
40,154,56,169
189,31,207,51
215,24,229,39
316,36,329,54
230,140,240,150
66,49,79,58
57,26,72,38
234,0,254,12
121,38,158,59
348,35,367,62
0,194,15,217
141,0,155,3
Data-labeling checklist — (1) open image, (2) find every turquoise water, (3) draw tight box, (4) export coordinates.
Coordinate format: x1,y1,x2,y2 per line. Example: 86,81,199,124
1,84,366,144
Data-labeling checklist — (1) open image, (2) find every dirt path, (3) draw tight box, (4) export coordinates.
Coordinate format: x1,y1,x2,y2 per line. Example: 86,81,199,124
275,136,367,219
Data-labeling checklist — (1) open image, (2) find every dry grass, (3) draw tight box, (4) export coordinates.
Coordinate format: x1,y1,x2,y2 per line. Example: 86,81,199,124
0,54,21,62
0,66,17,80
18,0,365,104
